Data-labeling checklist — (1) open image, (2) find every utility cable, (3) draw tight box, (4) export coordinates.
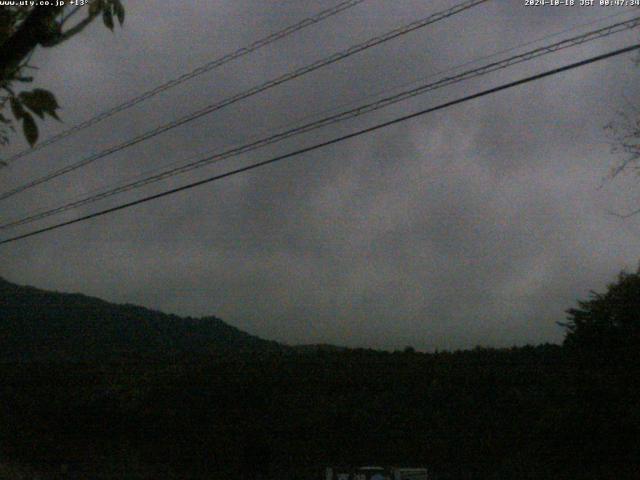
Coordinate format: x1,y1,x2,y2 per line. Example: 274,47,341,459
1,42,637,246
3,16,639,231
2,0,368,165
0,0,489,201
12,5,630,222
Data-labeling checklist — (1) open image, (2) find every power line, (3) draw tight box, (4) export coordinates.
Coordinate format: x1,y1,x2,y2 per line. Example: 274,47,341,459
0,0,489,202
3,15,637,229
10,6,631,227
2,0,368,165
1,42,637,246
4,15,639,231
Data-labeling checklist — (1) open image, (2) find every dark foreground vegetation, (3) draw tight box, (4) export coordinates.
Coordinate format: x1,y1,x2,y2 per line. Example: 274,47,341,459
1,274,639,479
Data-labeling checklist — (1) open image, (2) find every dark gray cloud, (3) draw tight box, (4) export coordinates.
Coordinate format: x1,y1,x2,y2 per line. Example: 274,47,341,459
2,0,640,350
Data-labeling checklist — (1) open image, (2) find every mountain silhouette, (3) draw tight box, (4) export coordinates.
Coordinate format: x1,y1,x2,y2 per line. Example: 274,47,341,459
0,277,282,361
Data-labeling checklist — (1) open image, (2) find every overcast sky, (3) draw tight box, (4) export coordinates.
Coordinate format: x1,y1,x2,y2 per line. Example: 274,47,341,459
2,0,640,351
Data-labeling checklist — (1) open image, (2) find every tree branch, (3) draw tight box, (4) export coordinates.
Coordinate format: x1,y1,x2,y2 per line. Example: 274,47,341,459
0,6,64,75
59,5,83,26
49,11,99,46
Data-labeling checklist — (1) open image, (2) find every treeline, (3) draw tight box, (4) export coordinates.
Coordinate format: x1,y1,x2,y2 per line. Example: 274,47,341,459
0,271,639,479
0,344,637,479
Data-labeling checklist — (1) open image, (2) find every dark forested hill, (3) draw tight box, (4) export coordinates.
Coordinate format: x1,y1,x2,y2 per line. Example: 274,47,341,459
0,277,282,361
1,275,639,479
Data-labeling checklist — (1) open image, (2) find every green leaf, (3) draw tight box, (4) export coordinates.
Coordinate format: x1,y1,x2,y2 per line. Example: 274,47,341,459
22,111,38,147
9,96,24,120
89,0,103,16
19,89,60,120
113,0,125,24
19,93,44,119
103,8,114,30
